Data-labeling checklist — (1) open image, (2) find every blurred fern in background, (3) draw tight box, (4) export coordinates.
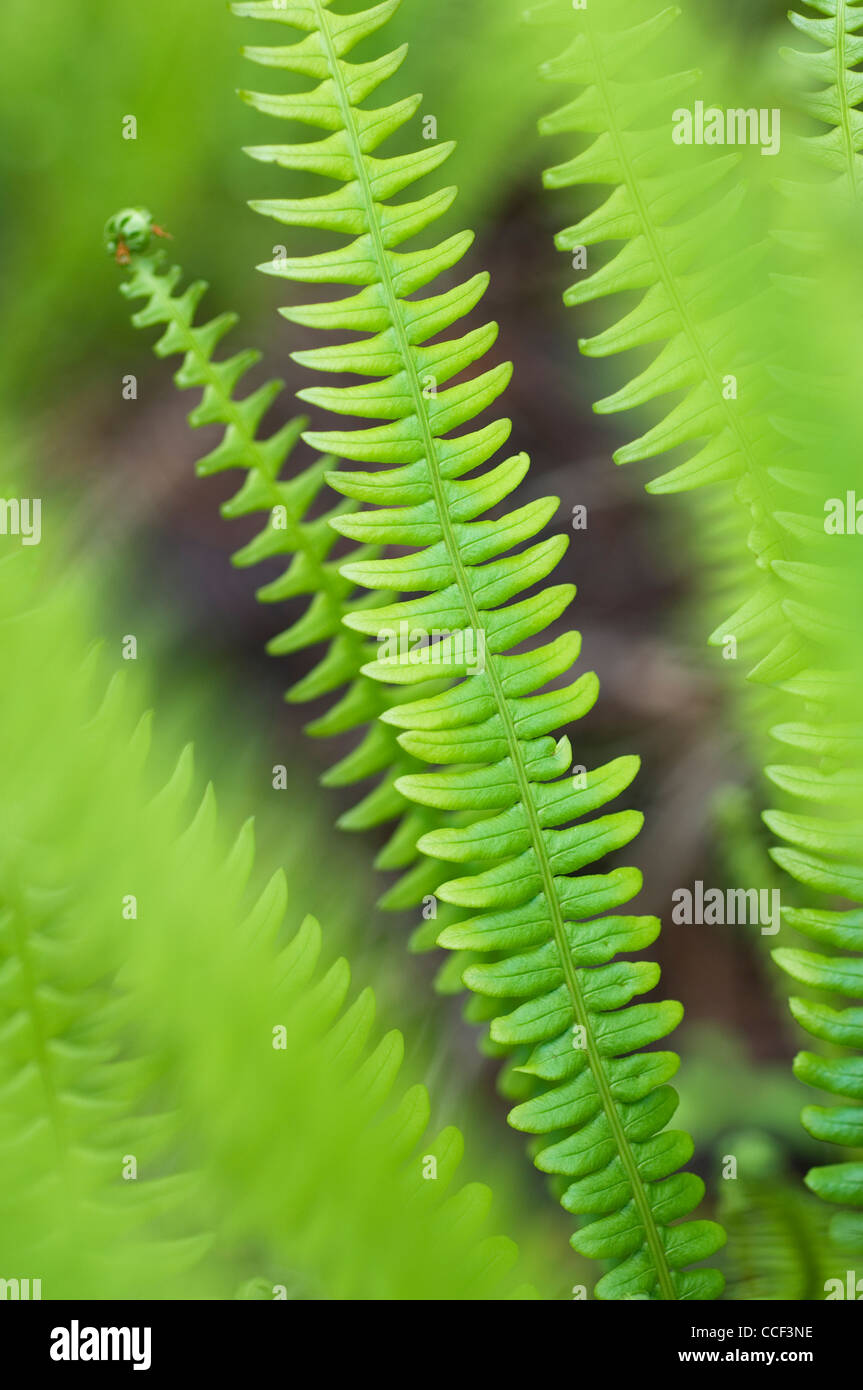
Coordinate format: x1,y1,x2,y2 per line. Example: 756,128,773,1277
0,507,561,1299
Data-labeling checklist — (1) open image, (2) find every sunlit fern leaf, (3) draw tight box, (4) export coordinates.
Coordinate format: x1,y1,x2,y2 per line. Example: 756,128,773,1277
533,0,811,690
0,530,541,1301
0,549,212,1298
782,0,863,197
232,0,725,1298
136,793,541,1301
110,218,453,914
534,0,863,1241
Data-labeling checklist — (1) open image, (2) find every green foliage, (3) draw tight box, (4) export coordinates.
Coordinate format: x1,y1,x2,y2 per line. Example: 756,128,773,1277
0,525,544,1301
131,798,540,1301
719,1134,846,1301
112,211,451,916
537,0,863,1244
767,26,863,1244
110,216,542,1120
229,0,725,1299
535,0,795,681
773,905,863,1252
0,0,544,415
782,1,863,194
0,553,210,1299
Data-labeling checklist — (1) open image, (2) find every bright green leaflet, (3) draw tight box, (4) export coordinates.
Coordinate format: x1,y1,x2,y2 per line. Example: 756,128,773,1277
231,0,725,1298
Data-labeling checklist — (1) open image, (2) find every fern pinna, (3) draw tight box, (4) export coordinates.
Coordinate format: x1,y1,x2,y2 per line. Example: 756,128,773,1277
231,0,725,1298
106,208,451,916
537,0,863,1244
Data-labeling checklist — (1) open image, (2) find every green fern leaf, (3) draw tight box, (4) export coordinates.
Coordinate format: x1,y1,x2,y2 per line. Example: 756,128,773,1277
719,1138,848,1301
534,0,809,690
536,0,863,1242
782,0,863,196
0,549,213,1297
0,524,543,1301
233,0,725,1298
109,212,454,914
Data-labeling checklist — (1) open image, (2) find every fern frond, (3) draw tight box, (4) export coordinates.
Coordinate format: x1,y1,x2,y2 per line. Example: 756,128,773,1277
782,0,863,197
720,1144,845,1301
772,905,863,1249
0,528,543,1300
534,0,809,689
536,0,863,1242
766,563,863,1244
233,0,725,1298
768,28,863,1240
0,550,211,1297
141,827,541,1300
110,217,449,912
737,5,863,1244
